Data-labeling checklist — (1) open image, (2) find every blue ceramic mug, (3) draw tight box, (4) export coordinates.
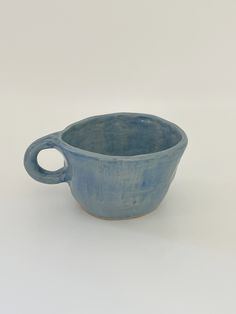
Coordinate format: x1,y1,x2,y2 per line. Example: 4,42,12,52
24,113,188,219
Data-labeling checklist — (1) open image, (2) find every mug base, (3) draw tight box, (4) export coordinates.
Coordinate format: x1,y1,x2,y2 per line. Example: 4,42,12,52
79,203,159,220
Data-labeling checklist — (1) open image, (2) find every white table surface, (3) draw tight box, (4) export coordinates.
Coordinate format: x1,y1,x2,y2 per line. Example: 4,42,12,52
1,1,236,313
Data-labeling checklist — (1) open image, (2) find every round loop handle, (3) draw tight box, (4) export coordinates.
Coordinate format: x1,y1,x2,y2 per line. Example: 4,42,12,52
24,132,69,184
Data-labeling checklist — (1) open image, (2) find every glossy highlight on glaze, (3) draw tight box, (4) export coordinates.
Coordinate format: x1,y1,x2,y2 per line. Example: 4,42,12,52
24,113,188,219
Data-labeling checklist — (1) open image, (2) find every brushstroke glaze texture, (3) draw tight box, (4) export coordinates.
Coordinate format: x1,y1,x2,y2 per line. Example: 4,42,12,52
24,113,188,219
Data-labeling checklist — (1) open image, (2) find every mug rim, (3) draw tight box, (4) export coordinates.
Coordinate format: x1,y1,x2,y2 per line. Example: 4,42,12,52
58,112,188,161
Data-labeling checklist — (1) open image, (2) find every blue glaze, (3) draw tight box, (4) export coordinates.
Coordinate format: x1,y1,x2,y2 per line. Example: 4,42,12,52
24,113,188,219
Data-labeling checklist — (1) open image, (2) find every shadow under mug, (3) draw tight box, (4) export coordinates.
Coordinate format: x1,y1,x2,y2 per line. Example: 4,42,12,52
24,113,188,219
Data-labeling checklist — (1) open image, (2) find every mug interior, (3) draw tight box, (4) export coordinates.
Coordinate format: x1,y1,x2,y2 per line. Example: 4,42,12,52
62,114,183,156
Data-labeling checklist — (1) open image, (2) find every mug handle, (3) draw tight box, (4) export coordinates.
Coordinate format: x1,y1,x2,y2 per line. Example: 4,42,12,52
24,132,70,184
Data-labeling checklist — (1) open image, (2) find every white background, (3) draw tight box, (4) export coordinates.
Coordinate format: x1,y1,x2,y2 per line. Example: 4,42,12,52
1,1,236,313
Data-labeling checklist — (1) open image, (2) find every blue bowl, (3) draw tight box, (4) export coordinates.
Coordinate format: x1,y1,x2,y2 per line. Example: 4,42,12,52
24,113,188,219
